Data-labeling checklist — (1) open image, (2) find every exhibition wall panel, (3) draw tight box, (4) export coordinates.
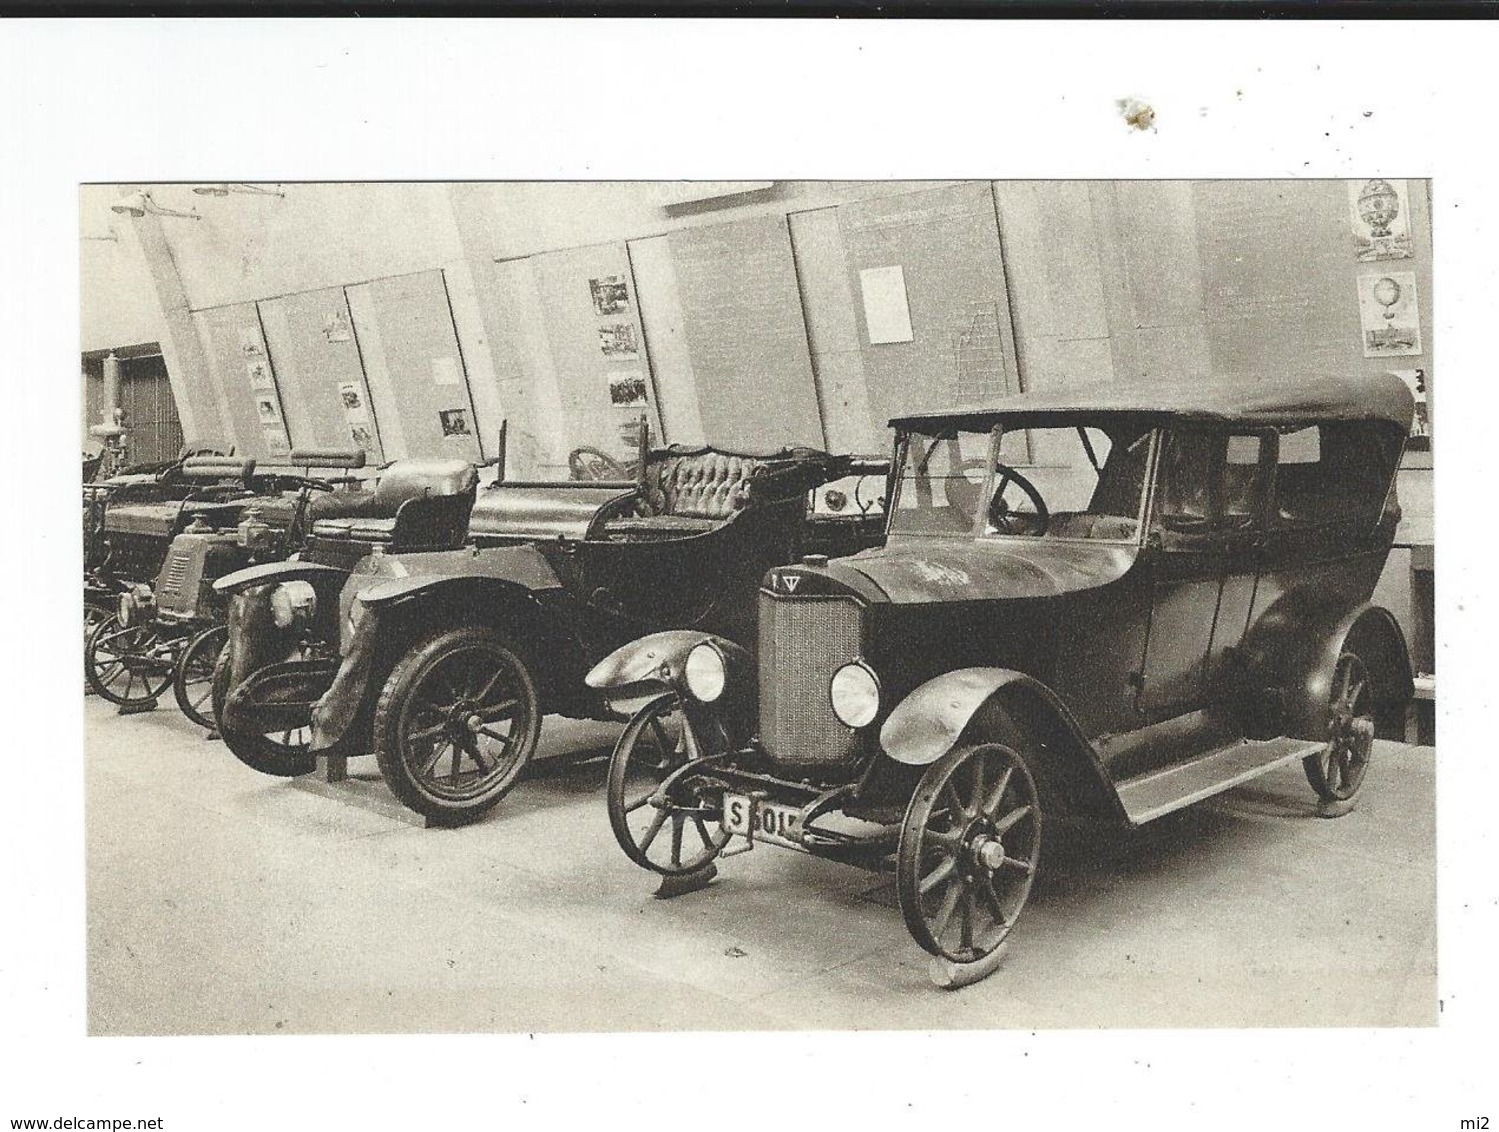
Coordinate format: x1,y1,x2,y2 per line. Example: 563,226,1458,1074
666,214,824,451
529,242,662,461
192,302,291,460
257,287,385,463
786,207,881,456
484,257,572,473
837,182,1021,427
627,235,705,448
344,271,482,462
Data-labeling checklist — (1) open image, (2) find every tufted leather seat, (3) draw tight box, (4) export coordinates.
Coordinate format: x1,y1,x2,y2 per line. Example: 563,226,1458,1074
603,451,765,539
311,459,477,543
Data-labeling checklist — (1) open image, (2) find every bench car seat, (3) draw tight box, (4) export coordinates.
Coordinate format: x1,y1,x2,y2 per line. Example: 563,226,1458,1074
310,460,478,549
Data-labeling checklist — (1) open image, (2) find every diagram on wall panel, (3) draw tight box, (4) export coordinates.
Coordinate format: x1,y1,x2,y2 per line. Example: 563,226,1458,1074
1348,179,1414,262
589,274,630,317
1357,271,1422,357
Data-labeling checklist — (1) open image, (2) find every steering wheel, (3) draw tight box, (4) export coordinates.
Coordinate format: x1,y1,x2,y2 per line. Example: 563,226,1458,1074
988,463,1050,536
569,446,629,481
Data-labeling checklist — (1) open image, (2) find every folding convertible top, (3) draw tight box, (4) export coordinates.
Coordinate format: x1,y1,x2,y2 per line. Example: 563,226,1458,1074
891,371,1416,432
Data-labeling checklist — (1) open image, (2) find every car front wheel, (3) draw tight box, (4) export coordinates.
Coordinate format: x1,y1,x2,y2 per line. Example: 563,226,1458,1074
371,626,541,824
897,741,1044,973
212,644,317,777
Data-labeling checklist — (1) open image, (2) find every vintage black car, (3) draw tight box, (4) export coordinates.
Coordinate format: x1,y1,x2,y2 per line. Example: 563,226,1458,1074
586,372,1416,987
212,445,888,823
84,451,371,723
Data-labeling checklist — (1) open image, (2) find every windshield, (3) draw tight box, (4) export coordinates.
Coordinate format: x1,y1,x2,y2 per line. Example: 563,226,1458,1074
890,422,1151,541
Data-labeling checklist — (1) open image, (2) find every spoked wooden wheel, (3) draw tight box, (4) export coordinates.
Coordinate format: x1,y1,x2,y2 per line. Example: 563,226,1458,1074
85,613,177,707
174,624,228,730
1304,651,1375,804
372,627,541,822
606,692,730,876
897,743,1043,966
212,644,316,777
84,599,112,693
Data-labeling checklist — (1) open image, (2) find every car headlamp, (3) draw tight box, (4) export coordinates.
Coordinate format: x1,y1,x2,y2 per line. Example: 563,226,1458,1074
830,660,881,729
270,580,318,630
684,641,727,704
117,584,153,629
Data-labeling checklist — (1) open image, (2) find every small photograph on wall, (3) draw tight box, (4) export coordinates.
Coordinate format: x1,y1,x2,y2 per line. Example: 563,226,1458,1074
254,396,282,425
598,322,639,359
245,360,275,392
1349,178,1414,262
589,275,630,317
1357,271,1422,357
237,327,265,358
439,408,472,437
322,310,353,343
349,424,376,452
608,371,649,407
337,381,365,415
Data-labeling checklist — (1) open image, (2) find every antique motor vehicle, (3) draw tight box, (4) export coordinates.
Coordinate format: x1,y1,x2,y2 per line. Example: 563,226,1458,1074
586,372,1416,987
85,450,371,723
212,444,888,823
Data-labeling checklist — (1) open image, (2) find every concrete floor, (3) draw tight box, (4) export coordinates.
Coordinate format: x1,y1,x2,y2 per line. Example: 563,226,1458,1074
86,696,1437,1034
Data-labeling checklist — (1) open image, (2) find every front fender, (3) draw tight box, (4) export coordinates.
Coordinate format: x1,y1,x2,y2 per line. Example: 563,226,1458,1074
585,630,752,724
881,667,1123,822
215,559,348,596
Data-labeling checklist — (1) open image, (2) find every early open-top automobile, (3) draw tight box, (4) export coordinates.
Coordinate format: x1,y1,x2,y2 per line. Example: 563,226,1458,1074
212,444,888,822
586,372,1416,987
85,450,373,722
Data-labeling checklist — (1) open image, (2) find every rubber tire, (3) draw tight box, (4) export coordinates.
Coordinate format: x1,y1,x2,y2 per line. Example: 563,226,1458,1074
212,643,317,777
371,625,542,823
1302,650,1375,804
84,597,113,692
897,741,1047,965
174,624,228,730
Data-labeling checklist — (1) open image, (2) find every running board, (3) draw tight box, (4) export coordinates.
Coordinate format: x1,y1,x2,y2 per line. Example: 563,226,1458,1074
1114,737,1321,826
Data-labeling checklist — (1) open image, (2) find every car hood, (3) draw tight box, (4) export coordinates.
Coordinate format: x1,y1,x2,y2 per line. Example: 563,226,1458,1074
817,536,1139,605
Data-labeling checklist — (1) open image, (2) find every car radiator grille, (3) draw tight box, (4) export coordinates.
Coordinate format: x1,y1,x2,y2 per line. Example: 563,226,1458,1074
154,549,197,615
757,590,863,769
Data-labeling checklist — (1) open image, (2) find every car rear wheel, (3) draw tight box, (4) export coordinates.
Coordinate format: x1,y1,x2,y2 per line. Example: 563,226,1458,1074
1303,650,1375,805
897,742,1043,968
606,692,730,876
213,644,317,777
86,613,176,707
174,624,228,730
372,626,541,823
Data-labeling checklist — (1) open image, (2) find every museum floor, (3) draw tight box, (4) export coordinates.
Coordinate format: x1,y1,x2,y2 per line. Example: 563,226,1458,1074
85,696,1437,1034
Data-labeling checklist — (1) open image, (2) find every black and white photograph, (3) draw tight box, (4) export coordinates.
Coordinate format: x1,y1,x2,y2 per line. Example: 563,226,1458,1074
77,174,1437,1034
9,19,1497,1132
590,273,631,316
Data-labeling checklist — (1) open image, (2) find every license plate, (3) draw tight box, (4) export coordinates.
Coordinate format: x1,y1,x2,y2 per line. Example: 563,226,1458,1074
722,793,803,849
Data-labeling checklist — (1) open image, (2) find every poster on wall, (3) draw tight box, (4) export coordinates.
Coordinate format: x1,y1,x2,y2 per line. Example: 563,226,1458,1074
245,360,275,392
237,328,265,358
1390,367,1432,445
322,310,353,343
589,275,630,316
349,425,376,452
1357,271,1422,357
439,408,472,438
1348,179,1414,262
598,322,639,360
607,371,649,407
859,265,916,344
254,396,283,425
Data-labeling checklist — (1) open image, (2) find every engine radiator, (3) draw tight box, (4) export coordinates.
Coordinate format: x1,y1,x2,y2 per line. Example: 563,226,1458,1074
756,590,864,769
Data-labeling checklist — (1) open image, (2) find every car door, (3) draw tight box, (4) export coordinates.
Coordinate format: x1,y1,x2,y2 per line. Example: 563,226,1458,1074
1135,427,1229,720
1203,431,1273,695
